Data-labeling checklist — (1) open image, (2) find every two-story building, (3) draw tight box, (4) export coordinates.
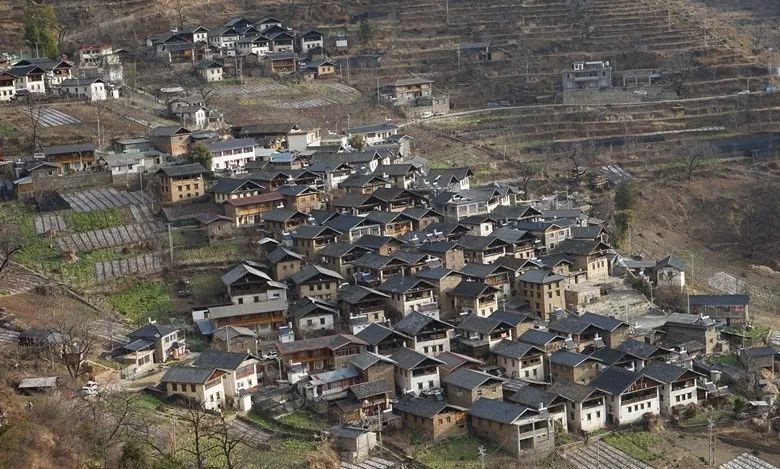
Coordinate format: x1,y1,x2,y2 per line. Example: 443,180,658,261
161,366,227,410
393,396,468,441
207,138,258,173
390,347,445,396
468,398,554,457
225,192,284,226
641,361,703,415
548,349,600,384
42,143,97,172
276,334,368,374
548,380,607,434
290,296,339,334
452,281,500,318
491,339,546,380
443,368,504,408
288,265,344,301
591,366,662,426
688,295,749,326
377,276,439,318
192,350,260,402
156,163,208,203
291,225,341,259
394,312,455,356
518,269,566,320
211,178,264,204
338,284,390,326
357,323,412,355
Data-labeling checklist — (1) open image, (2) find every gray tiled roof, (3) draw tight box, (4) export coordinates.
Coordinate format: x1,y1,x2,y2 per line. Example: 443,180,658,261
338,284,388,304
508,386,557,407
128,323,177,340
488,310,534,326
548,317,593,335
518,329,563,346
289,264,344,285
377,275,433,295
588,347,630,365
394,396,456,418
591,366,645,395
276,334,367,354
518,269,565,284
415,266,458,281
353,252,398,270
443,368,502,390
348,350,397,370
491,339,543,359
580,312,627,332
157,163,208,177
436,351,483,370
459,315,508,335
468,398,531,424
641,361,699,383
319,242,367,258
192,350,252,371
549,349,592,367
616,339,659,359
356,322,410,345
394,312,454,336
656,253,686,271
289,297,338,320
390,347,444,370
356,234,401,250
267,246,304,264
349,379,393,399
161,366,217,384
547,379,599,403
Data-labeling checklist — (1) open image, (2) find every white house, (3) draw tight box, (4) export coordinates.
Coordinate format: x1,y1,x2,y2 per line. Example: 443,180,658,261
641,361,702,415
548,380,608,433
0,71,16,101
298,30,324,53
78,44,121,67
592,366,662,426
8,65,47,94
192,350,260,400
58,78,108,101
256,16,283,32
286,127,321,152
346,122,399,145
491,339,545,380
196,60,224,82
99,150,165,177
390,347,445,396
206,138,258,173
236,36,272,56
160,366,227,410
208,27,240,49
179,105,208,128
290,297,339,333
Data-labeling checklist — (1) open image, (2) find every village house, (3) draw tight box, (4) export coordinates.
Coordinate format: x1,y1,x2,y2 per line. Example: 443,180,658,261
417,242,465,271
591,366,662,425
378,276,439,319
338,284,390,326
288,264,344,301
278,185,322,213
236,36,272,56
551,239,611,282
415,267,463,318
207,138,258,173
318,243,369,280
209,325,257,353
689,295,749,326
508,386,569,434
290,297,339,334
197,60,224,82
380,77,434,105
267,246,304,281
355,235,406,256
41,143,97,172
548,349,600,384
276,334,368,375
353,253,409,288
517,329,566,353
5,65,47,94
518,269,566,320
660,313,723,355
390,347,445,396
443,368,504,408
365,211,415,237
324,214,382,243
346,122,399,145
57,78,109,101
641,361,703,414
491,229,537,260
291,225,341,259
739,347,779,372
161,366,227,410
374,164,421,189
579,312,630,348
261,209,310,240
561,61,613,90
547,380,607,434
468,398,555,457
192,350,260,404
151,126,191,156
303,61,336,79
211,178,264,203
437,351,484,380
452,280,500,317
156,163,208,203
333,379,394,423
348,351,397,395
514,221,571,252
456,315,514,358
393,397,468,441
547,317,603,352
224,192,284,226
265,52,299,74
118,323,186,376
655,254,686,288
491,339,546,380
394,312,455,355
457,235,512,264
357,322,411,356
615,339,671,371
301,367,360,401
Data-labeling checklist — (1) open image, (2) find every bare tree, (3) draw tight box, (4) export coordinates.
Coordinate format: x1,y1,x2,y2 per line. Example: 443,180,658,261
568,0,597,40
178,401,219,469
663,52,695,97
516,164,539,198
79,394,136,469
0,225,22,278
209,414,252,469
750,21,768,54
678,141,713,180
737,176,779,257
25,94,44,151
48,314,97,379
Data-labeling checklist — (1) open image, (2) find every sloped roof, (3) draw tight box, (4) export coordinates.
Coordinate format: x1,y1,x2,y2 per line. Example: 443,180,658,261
459,315,510,335
377,275,433,294
356,322,410,345
348,350,397,370
641,361,701,383
491,339,543,359
394,311,454,336
508,386,558,407
548,317,593,335
276,334,368,354
468,398,532,424
349,379,393,399
390,347,444,370
338,284,389,304
289,264,344,285
518,269,565,284
157,163,208,177
161,366,218,384
444,368,503,390
436,351,484,370
616,339,660,360
518,329,564,346
580,312,627,332
128,323,177,340
211,177,262,194
656,253,686,271
192,350,253,371
549,349,593,367
452,280,498,299
289,296,339,320
591,366,658,395
267,246,304,264
689,295,749,306
221,263,273,287
547,379,600,403
394,396,461,418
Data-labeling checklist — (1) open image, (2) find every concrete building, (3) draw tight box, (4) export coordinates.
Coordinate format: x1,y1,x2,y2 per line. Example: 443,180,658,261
390,347,445,396
468,398,555,458
641,361,703,415
561,61,612,90
591,366,662,426
491,339,546,380
548,380,607,434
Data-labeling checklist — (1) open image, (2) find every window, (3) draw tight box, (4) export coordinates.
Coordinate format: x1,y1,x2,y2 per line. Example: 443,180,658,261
171,383,178,391
238,298,244,304
319,318,326,325
190,384,196,392
253,296,260,303
417,382,423,390
596,411,601,418
307,319,313,326
587,413,592,421
525,370,530,378
428,380,434,388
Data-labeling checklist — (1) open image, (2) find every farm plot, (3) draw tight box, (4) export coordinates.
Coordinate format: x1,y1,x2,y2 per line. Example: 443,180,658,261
0,265,46,295
55,221,163,252
340,457,397,469
720,453,778,469
215,81,292,97
128,204,155,223
560,440,653,469
0,328,20,344
26,107,80,127
323,83,360,94
268,97,338,109
34,213,68,234
94,252,163,282
60,188,151,213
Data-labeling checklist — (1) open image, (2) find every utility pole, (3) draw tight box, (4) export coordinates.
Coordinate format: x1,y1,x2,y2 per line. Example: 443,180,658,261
167,223,174,264
445,0,450,26
667,0,672,32
597,439,601,469
708,418,715,466
478,445,486,469
376,402,383,447
703,20,708,48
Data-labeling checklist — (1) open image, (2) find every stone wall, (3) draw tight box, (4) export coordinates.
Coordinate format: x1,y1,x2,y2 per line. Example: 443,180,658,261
34,170,112,192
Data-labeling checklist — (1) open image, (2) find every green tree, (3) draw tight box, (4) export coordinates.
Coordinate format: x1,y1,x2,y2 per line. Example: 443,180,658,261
358,19,376,44
189,142,212,172
613,209,635,248
614,181,635,211
348,134,365,150
24,4,60,59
